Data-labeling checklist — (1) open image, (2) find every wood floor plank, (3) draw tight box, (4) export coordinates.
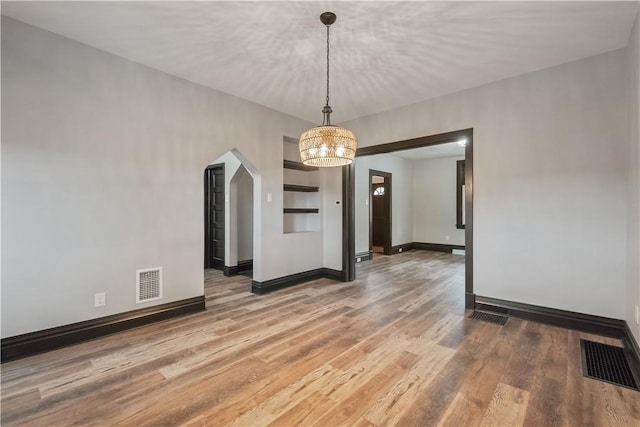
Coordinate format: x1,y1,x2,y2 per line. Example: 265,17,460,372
479,382,530,427
2,251,639,427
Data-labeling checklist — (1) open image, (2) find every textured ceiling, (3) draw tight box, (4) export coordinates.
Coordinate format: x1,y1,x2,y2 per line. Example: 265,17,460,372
2,1,638,124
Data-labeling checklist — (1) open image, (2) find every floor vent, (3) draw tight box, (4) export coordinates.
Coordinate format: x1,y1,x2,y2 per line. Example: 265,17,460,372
468,310,508,325
136,267,163,304
580,340,638,390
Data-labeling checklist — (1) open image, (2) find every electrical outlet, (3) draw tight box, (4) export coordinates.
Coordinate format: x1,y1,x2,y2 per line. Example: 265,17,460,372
399,248,403,253
95,292,106,307
445,235,450,241
357,257,361,263
636,305,640,325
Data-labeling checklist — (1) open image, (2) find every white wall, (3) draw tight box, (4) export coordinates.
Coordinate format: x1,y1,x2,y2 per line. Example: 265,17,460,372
344,49,628,319
322,167,343,271
214,150,255,268
626,14,640,344
1,17,342,338
210,150,242,269
236,168,253,262
354,153,414,254
413,156,465,246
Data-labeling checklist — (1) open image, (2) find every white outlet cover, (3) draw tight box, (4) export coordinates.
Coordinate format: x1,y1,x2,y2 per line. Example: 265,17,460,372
267,192,273,202
636,305,640,325
94,292,106,307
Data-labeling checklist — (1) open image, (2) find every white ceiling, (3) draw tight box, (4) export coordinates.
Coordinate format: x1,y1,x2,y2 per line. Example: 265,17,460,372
2,1,638,124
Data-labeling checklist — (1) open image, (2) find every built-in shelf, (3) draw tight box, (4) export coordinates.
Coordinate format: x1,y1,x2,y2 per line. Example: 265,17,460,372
283,160,319,172
283,139,321,234
283,184,319,193
284,208,319,214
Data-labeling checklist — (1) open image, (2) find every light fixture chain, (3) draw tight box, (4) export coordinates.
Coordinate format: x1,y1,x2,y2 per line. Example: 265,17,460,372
326,23,330,108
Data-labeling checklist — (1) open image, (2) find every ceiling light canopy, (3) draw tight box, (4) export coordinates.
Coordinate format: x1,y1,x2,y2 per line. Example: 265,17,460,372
299,12,357,167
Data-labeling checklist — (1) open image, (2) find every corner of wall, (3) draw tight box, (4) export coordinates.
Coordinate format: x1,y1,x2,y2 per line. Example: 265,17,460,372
626,10,640,345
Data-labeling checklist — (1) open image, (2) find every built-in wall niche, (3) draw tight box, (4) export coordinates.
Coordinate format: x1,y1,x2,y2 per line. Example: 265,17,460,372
283,137,321,233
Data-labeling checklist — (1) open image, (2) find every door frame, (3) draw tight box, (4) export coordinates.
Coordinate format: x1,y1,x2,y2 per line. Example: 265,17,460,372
342,128,474,309
204,163,225,270
369,170,392,256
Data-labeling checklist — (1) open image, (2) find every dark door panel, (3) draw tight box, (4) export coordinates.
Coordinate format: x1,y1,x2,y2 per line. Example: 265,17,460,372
205,164,225,270
372,182,385,246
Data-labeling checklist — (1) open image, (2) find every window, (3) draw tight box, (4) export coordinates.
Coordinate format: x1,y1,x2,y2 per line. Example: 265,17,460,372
456,160,465,229
373,186,385,196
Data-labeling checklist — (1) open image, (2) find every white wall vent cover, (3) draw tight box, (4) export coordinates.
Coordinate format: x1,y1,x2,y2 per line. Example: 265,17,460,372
136,267,163,303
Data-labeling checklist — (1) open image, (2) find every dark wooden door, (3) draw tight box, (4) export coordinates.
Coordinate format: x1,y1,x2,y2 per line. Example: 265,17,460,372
372,182,386,247
204,164,225,270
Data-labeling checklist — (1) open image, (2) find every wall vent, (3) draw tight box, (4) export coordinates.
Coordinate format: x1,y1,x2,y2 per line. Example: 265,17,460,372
468,310,508,325
580,340,638,390
136,267,162,303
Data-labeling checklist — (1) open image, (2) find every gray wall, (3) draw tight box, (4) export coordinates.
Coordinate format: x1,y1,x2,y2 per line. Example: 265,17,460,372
210,150,256,270
355,153,465,253
236,167,253,262
344,49,628,319
1,17,343,338
354,153,414,254
412,156,465,246
626,14,640,344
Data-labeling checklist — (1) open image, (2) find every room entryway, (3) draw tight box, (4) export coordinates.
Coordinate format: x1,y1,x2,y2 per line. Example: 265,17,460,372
204,164,225,270
370,170,391,255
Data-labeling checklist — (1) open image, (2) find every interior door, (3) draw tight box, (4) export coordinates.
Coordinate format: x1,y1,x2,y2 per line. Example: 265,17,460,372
372,182,386,247
204,164,225,270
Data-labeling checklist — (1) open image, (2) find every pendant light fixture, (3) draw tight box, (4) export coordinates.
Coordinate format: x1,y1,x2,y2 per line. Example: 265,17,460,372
299,12,357,167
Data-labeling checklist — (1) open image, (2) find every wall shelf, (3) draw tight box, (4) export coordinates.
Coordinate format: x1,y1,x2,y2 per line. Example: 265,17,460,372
283,160,319,172
284,208,319,214
283,184,319,193
283,140,321,234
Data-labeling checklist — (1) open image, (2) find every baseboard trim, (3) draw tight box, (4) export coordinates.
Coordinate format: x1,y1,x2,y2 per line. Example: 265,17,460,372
1,296,205,363
238,259,253,273
251,268,343,295
355,251,372,262
223,265,238,276
224,259,253,277
476,295,640,386
322,268,344,281
414,242,465,253
622,322,640,386
380,242,466,256
465,292,476,310
475,295,626,338
388,243,414,254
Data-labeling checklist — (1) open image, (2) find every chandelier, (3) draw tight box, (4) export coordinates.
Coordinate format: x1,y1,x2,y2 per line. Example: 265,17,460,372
299,12,357,167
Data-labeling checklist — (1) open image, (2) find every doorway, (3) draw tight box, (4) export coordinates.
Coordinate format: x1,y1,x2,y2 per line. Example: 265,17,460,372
370,170,391,255
226,164,254,277
343,128,474,309
204,164,225,270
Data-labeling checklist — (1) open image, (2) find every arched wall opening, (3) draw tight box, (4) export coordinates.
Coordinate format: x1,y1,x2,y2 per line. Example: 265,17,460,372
206,149,261,283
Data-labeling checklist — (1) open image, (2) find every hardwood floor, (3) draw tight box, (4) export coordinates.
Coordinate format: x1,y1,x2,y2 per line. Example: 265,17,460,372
2,250,638,426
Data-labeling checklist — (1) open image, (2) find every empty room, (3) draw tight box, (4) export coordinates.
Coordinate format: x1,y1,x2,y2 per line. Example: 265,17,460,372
2,1,640,426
